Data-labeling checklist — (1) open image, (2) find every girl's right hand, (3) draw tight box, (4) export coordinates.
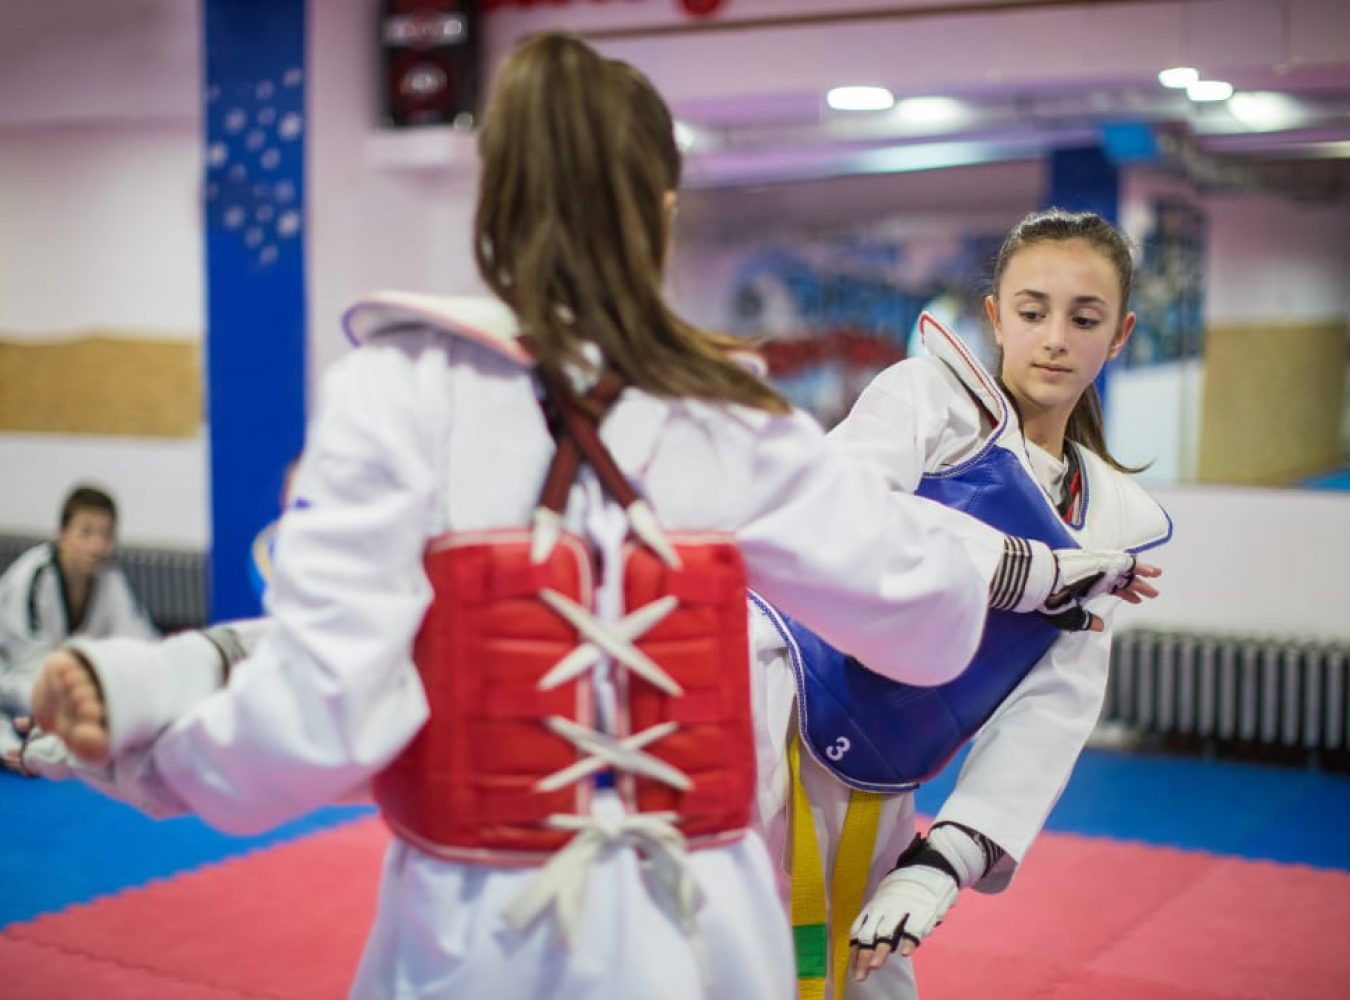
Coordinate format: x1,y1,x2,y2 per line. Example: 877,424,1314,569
1039,551,1162,631
32,649,110,764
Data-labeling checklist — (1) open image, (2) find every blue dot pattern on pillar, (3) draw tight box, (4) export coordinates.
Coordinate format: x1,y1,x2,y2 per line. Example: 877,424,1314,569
204,0,307,622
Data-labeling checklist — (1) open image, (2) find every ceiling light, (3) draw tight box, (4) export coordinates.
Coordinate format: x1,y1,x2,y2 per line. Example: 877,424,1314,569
673,121,697,152
893,96,966,126
827,86,895,112
1158,67,1200,88
1187,79,1233,102
1226,91,1303,131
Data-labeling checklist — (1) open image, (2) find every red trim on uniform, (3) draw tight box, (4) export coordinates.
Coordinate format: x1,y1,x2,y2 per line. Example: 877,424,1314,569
918,312,1005,427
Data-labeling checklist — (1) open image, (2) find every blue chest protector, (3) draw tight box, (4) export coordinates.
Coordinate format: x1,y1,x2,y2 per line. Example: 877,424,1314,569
766,444,1077,793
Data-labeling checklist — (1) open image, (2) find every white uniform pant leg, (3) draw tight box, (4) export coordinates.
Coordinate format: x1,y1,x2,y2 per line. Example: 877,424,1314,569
351,821,792,999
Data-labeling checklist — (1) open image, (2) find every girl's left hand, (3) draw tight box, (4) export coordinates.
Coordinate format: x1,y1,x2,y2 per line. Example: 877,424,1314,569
1113,561,1161,604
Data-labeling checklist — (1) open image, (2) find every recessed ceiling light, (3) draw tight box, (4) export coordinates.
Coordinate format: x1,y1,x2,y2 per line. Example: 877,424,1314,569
1158,67,1200,88
827,85,895,112
1187,79,1234,102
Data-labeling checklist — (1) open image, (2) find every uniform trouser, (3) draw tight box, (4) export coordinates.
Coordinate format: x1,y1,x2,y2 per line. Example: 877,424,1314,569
350,792,796,1000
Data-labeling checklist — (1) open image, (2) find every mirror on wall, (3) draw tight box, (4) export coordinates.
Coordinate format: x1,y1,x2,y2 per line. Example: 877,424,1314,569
666,86,1350,494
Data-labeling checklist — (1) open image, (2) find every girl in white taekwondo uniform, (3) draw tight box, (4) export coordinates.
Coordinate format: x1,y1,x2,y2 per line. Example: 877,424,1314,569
752,209,1170,1000
28,42,1136,1000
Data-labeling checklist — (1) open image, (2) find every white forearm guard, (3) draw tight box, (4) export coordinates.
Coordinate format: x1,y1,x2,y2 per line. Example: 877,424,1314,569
66,618,267,758
992,537,1136,630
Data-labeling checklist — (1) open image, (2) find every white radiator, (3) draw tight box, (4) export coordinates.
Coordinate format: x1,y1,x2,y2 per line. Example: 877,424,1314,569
0,534,206,633
1105,629,1350,752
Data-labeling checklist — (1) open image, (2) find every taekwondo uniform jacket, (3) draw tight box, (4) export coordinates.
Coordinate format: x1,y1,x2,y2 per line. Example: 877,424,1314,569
60,292,1018,1000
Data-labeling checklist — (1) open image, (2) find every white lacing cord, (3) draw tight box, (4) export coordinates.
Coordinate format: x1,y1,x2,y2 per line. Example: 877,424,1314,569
502,810,703,947
537,589,683,696
535,717,691,794
530,500,681,570
505,574,708,961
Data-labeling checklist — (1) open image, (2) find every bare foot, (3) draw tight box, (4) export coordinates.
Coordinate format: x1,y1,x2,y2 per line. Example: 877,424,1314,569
32,650,110,763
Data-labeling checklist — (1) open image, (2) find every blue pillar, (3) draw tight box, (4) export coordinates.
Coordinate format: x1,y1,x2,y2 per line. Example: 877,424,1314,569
203,0,307,621
1046,145,1120,224
1047,145,1121,404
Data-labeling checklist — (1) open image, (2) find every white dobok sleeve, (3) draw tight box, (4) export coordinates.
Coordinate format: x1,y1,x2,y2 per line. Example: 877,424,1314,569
732,358,1003,686
827,358,983,494
27,623,266,814
932,601,1116,892
733,404,1005,688
142,332,442,834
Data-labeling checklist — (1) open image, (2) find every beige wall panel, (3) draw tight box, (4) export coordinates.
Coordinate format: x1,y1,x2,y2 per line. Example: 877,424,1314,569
0,333,201,437
1197,320,1347,485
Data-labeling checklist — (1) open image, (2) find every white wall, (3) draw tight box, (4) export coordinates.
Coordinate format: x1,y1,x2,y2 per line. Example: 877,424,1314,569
0,0,197,130
0,435,208,549
1115,483,1350,642
306,0,483,384
1202,191,1350,325
0,0,205,547
0,123,203,337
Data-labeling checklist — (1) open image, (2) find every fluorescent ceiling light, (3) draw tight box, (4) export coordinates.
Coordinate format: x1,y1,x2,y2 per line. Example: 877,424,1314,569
893,96,966,127
1226,91,1302,131
827,85,895,112
1309,140,1350,159
1158,67,1199,88
1187,79,1233,102
673,121,698,152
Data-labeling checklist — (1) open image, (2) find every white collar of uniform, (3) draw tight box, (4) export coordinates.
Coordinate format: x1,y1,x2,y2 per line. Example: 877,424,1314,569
342,291,530,365
1023,439,1069,499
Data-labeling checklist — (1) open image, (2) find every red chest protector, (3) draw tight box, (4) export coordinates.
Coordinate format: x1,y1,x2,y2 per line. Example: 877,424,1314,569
371,364,756,866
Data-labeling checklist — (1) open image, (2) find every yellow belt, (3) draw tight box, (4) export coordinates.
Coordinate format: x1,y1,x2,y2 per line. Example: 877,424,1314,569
789,735,885,1000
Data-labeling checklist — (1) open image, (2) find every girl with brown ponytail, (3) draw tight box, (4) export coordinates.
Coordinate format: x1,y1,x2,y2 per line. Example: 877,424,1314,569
31,41,1146,1000
759,209,1167,999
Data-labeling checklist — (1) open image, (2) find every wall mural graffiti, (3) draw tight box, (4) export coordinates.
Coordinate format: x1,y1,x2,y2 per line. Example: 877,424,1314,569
1128,198,1207,367
722,233,1003,427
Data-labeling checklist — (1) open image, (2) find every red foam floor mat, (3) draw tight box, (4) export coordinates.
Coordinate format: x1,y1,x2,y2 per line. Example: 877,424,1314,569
4,818,386,999
5,818,1350,999
919,836,1350,999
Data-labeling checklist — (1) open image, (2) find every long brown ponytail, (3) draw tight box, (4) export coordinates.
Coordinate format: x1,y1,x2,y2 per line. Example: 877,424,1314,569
473,33,787,414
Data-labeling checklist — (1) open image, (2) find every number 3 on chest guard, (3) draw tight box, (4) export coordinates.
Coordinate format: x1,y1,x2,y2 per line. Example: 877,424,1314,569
825,736,852,761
